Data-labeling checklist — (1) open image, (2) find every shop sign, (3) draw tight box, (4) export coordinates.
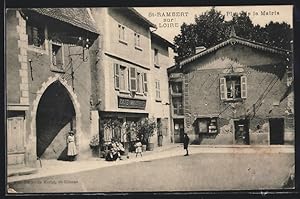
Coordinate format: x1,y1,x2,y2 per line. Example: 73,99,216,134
118,96,146,110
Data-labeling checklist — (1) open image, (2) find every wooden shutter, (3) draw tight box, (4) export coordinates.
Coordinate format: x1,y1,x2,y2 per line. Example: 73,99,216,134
241,76,247,99
129,67,137,91
114,64,120,90
155,80,160,99
220,77,227,100
143,73,148,93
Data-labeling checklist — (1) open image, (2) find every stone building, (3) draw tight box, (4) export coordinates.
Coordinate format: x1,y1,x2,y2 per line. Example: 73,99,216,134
6,8,99,168
168,31,294,145
89,8,175,146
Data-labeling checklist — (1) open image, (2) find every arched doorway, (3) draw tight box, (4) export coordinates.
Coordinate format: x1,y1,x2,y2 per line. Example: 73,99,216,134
36,80,76,160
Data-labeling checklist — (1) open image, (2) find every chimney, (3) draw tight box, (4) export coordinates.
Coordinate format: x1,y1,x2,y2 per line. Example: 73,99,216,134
195,46,206,54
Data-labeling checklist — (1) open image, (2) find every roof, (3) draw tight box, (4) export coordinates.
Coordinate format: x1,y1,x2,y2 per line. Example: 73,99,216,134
179,35,291,67
127,8,157,28
151,32,176,49
27,8,99,34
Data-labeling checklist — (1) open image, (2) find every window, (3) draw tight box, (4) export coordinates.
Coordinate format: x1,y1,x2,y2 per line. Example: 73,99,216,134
51,43,63,70
143,73,148,94
171,82,182,94
115,64,147,95
220,75,247,100
155,80,161,101
26,21,45,48
137,72,142,93
198,118,218,133
154,48,159,67
173,98,183,115
118,24,126,42
120,65,127,91
114,64,128,91
134,33,141,48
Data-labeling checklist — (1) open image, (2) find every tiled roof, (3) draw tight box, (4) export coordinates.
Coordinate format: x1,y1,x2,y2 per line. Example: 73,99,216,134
28,8,99,34
179,36,291,67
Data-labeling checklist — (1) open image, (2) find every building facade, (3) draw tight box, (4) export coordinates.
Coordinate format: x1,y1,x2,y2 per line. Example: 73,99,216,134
6,8,99,168
168,33,294,145
89,8,175,146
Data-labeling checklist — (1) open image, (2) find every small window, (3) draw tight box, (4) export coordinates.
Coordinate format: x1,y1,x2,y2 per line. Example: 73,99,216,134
134,33,141,47
171,82,182,94
155,80,161,101
172,97,183,115
118,24,126,42
26,21,45,48
51,43,64,70
154,48,159,67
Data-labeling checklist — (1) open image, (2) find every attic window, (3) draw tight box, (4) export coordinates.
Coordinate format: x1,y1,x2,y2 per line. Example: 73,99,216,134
26,21,45,48
51,42,64,71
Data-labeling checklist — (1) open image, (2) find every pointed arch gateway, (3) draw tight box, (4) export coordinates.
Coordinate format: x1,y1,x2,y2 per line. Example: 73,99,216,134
30,74,82,160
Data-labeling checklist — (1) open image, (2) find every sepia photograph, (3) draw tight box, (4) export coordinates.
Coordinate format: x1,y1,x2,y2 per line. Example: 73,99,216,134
5,4,294,194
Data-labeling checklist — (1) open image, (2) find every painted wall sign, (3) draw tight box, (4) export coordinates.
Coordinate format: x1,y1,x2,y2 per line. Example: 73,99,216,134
118,96,146,110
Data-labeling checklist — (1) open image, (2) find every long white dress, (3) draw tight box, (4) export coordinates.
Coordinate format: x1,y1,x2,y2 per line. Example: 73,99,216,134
67,135,77,156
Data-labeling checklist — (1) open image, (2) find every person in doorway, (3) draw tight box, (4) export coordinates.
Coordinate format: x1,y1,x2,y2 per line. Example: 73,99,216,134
183,133,189,156
67,131,77,161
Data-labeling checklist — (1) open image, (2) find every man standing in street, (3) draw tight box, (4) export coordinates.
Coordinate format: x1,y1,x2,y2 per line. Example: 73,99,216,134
183,133,189,156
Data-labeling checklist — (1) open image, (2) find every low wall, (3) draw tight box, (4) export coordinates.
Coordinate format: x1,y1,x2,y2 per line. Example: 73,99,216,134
284,132,294,145
197,133,233,145
249,133,269,145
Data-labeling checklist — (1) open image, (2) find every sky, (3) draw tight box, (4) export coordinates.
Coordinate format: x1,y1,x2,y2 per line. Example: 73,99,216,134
135,5,293,43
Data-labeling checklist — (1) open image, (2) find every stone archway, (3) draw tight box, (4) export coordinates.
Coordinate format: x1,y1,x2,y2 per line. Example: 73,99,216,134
30,75,82,160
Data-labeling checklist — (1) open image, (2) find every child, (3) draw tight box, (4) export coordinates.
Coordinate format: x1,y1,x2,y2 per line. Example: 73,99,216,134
134,139,142,157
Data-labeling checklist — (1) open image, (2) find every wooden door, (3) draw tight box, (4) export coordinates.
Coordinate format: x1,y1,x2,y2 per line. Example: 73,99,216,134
269,118,284,145
7,117,25,165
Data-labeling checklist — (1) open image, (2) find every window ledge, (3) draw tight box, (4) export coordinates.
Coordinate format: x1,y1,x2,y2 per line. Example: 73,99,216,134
135,46,143,51
222,98,244,103
135,92,144,96
155,98,162,102
27,45,48,55
119,39,128,45
171,93,183,97
119,90,130,94
50,66,65,73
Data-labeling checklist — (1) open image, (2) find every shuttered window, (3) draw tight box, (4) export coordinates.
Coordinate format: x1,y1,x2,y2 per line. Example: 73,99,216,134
220,77,227,100
241,76,247,99
114,64,120,90
129,67,137,91
155,80,161,100
220,75,247,100
143,73,148,94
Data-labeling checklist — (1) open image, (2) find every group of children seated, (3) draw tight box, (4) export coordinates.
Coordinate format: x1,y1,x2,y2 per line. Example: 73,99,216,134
105,139,125,161
105,138,143,161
